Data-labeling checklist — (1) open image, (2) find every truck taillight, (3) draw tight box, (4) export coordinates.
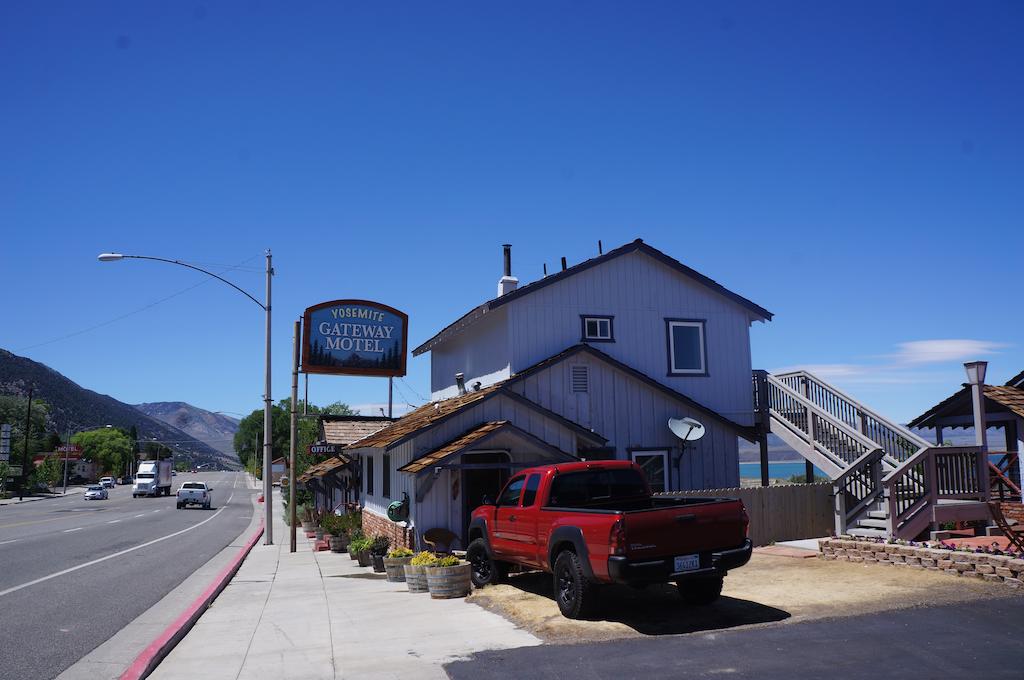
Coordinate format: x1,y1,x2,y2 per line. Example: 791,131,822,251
610,517,626,556
741,505,750,537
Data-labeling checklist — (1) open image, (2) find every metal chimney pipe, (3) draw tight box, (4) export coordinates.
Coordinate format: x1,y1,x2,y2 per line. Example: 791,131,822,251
598,240,603,255
543,263,548,277
561,256,567,271
502,244,512,277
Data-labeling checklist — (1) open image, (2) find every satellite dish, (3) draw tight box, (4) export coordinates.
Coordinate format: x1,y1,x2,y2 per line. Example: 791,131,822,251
669,417,705,443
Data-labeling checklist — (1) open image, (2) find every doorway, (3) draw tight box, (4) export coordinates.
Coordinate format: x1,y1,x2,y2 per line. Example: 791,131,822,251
461,451,510,545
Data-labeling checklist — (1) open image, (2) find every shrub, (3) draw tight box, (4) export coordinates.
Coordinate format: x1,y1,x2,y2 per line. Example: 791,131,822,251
370,535,391,556
387,547,414,559
349,536,373,553
320,513,347,537
434,555,461,568
410,551,439,567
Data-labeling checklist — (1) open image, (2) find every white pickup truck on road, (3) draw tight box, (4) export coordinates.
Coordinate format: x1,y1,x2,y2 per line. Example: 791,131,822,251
176,481,213,510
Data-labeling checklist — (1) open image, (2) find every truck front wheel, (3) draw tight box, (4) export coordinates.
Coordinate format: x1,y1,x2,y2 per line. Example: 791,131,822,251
553,550,596,619
677,576,723,605
467,538,505,588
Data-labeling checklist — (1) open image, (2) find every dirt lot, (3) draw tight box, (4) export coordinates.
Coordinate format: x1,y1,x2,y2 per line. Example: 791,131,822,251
466,550,1018,644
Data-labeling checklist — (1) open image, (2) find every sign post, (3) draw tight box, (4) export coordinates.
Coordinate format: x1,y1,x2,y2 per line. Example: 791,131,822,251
0,423,10,462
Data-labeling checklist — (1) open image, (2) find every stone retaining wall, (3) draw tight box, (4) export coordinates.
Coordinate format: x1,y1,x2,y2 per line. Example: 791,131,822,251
819,537,1024,590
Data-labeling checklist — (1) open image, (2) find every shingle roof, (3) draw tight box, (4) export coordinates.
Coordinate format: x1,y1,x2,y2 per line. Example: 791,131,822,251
346,383,505,449
397,422,509,473
1005,370,1024,389
413,239,772,356
297,455,352,482
321,417,391,446
908,383,1024,428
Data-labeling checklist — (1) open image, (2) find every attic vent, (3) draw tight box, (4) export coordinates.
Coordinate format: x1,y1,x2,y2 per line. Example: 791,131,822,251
571,365,589,393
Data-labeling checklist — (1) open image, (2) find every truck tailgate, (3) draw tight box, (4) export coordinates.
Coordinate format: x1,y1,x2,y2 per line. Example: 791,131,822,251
622,498,746,559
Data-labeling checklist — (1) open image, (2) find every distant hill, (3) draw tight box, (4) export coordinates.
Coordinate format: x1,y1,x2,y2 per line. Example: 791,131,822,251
134,402,239,461
0,348,240,470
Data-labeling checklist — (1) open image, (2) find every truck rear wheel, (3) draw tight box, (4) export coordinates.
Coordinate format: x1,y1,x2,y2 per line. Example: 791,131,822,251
467,538,505,587
677,576,723,605
553,550,596,619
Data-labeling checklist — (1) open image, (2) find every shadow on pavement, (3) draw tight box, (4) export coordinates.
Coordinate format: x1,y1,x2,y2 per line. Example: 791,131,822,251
497,571,790,636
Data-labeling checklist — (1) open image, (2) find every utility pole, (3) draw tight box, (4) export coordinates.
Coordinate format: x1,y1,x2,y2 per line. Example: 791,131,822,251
19,388,33,501
263,249,273,545
290,319,299,553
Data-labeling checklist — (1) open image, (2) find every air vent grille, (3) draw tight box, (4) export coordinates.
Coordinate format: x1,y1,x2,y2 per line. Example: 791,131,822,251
571,365,589,393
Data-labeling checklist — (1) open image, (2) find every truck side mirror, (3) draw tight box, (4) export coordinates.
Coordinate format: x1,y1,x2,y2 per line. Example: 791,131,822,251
481,494,494,506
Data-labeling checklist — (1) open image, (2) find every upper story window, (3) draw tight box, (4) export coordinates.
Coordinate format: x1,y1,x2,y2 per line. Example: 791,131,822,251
666,319,707,376
581,315,614,342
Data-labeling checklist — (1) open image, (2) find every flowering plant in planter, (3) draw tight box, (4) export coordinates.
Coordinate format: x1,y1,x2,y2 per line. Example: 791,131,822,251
403,551,437,593
425,555,472,599
350,536,374,567
383,547,414,583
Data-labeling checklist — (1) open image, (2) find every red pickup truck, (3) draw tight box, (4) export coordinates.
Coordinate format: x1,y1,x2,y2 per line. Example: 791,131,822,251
467,460,751,618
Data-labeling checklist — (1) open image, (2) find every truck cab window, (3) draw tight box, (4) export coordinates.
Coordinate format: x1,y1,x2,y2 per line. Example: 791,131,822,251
520,474,541,507
496,476,525,506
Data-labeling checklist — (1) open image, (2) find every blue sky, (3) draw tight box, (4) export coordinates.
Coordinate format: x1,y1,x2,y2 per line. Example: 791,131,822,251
1,2,1020,425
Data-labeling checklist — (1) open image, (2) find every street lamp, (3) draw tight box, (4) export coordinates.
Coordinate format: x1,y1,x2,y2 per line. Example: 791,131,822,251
62,423,112,494
98,250,275,545
964,361,989,451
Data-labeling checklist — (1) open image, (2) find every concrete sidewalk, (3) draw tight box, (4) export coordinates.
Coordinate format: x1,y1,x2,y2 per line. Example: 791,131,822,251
151,491,540,680
0,486,88,506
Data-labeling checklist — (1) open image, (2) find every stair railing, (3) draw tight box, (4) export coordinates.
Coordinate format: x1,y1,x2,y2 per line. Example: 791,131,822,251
882,445,988,539
832,447,885,536
774,370,931,465
764,374,882,472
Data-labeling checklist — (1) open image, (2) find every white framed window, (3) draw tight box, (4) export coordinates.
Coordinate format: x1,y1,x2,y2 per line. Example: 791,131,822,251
666,319,707,375
631,450,669,493
581,315,614,342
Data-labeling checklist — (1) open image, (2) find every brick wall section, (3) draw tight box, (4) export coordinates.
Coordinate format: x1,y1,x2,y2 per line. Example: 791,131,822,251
819,537,1024,589
362,509,414,550
1000,502,1024,525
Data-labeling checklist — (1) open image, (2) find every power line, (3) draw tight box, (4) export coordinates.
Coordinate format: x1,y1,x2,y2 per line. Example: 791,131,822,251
16,254,263,352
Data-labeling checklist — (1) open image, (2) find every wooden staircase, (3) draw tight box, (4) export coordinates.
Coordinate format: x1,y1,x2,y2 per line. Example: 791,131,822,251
753,370,990,540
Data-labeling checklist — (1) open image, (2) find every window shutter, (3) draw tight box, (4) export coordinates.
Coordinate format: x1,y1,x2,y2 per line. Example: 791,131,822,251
571,365,589,393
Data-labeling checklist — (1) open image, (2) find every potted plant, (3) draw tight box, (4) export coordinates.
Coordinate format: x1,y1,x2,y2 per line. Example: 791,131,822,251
350,536,373,567
321,514,348,553
383,547,414,582
350,528,366,561
403,551,437,593
369,535,391,573
425,555,472,599
298,505,314,534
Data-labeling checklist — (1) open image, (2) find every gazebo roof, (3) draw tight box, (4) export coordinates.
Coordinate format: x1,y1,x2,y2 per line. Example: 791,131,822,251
908,382,1024,429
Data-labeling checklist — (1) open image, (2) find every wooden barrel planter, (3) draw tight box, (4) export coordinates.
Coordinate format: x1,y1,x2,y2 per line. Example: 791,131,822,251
348,545,358,561
383,557,411,582
357,550,372,568
403,564,429,593
329,536,348,553
426,563,472,599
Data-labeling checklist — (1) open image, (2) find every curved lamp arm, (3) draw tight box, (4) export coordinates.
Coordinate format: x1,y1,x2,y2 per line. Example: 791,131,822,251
98,253,266,310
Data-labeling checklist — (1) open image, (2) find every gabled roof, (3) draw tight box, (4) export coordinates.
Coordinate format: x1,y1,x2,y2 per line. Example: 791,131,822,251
345,380,607,451
413,239,772,356
319,415,392,446
397,421,573,474
512,343,759,442
908,383,1024,429
1006,369,1024,389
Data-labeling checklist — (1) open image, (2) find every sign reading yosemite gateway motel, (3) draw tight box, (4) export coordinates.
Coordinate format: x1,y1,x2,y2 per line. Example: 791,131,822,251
301,300,408,377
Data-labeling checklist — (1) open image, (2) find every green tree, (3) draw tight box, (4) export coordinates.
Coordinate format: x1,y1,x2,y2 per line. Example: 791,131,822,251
34,455,62,488
72,428,131,475
0,395,51,459
233,399,355,478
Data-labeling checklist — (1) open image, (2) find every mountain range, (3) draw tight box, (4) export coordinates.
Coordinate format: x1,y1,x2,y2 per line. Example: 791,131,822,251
0,348,240,470
134,401,240,458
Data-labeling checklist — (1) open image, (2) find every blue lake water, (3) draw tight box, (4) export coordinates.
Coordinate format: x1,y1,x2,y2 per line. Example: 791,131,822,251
739,461,825,480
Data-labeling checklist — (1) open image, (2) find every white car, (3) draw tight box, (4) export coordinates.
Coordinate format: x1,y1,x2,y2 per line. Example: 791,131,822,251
99,477,115,488
176,481,212,510
84,485,108,500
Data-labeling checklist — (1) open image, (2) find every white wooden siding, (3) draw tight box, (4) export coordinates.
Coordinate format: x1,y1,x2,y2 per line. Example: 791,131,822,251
507,352,740,489
430,307,511,400
507,250,757,426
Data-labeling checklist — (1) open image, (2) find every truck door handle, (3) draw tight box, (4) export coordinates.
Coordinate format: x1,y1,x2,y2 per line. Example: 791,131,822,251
675,514,697,523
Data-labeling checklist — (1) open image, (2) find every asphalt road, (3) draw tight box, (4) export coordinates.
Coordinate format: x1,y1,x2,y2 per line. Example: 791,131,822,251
445,597,1024,679
0,471,255,680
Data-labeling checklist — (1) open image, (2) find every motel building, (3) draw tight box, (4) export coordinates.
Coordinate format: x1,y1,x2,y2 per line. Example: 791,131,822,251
346,239,772,549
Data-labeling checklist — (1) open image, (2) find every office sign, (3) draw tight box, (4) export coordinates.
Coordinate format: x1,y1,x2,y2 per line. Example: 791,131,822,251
308,443,340,457
302,300,408,377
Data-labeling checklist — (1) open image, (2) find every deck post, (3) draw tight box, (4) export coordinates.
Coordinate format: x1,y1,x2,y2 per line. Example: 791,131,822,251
759,434,770,488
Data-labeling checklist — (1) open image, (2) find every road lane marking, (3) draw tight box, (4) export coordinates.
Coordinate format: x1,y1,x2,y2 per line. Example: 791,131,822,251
151,510,161,513
0,539,18,545
63,528,83,533
0,503,229,598
134,514,146,518
107,520,121,524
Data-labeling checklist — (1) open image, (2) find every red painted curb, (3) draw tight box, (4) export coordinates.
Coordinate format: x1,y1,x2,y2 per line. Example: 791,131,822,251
120,521,265,680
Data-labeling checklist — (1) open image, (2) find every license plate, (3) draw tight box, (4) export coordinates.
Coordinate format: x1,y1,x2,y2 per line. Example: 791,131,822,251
674,554,700,572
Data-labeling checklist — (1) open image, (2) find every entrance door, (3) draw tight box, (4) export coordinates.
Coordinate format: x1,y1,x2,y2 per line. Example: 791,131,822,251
631,450,669,493
461,451,510,545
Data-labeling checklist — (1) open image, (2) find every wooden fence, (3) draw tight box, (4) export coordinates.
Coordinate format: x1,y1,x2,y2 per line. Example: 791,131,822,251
659,483,833,547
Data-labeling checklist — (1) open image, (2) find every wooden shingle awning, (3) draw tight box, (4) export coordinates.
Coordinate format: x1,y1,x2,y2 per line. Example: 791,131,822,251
297,455,351,482
398,421,577,474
